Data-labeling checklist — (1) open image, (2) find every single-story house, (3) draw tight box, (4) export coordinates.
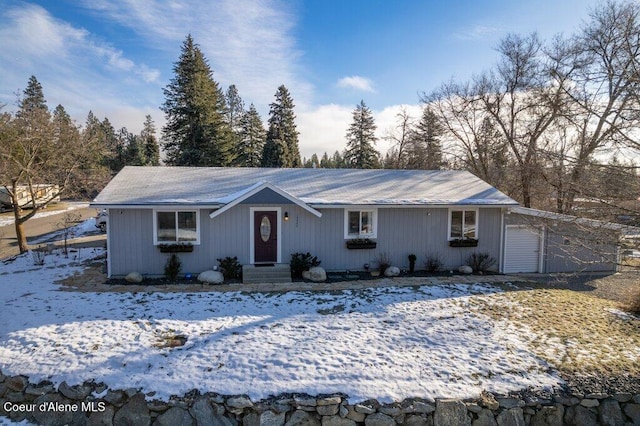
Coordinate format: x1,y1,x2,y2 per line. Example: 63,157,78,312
91,166,626,279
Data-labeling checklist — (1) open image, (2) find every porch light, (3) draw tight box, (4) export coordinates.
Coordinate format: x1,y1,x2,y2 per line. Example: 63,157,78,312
284,211,289,221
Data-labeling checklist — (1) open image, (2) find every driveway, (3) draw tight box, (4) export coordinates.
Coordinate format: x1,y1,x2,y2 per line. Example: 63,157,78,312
0,202,105,259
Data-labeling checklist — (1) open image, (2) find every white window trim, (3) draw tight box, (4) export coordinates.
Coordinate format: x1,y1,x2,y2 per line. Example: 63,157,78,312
153,209,201,245
447,208,479,241
344,208,378,239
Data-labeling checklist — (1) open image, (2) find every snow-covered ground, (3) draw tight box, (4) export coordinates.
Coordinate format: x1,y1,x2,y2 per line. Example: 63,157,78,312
0,203,89,228
0,246,561,403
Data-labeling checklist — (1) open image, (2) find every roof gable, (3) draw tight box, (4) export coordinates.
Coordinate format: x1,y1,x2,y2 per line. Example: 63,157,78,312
209,182,322,218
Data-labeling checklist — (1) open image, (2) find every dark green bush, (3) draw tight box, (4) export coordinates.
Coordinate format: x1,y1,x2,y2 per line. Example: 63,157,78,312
164,254,182,281
290,252,321,278
217,256,242,280
465,252,497,273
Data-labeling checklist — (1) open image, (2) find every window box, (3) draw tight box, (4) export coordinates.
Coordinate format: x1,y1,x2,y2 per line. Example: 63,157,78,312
346,239,377,249
449,238,478,248
158,243,194,253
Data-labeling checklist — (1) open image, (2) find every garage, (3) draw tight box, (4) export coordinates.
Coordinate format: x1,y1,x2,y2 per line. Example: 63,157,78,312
503,225,542,273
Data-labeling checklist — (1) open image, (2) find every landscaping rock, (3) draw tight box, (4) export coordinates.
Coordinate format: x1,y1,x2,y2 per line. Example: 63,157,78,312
285,410,321,426
354,404,376,414
458,265,473,274
155,406,194,426
565,405,597,426
190,398,217,425
113,393,151,426
321,416,356,426
317,396,342,406
308,267,327,282
598,399,623,426
479,392,499,411
88,404,115,426
32,393,78,425
24,383,54,396
434,399,470,426
496,408,525,426
623,403,640,424
497,398,525,409
413,401,435,414
58,381,91,400
227,396,254,410
529,404,564,426
404,415,428,426
345,405,366,422
316,405,339,416
580,399,599,408
5,376,28,392
125,271,143,283
245,411,286,426
364,412,395,426
612,393,632,403
295,397,317,407
198,270,224,284
378,405,401,416
103,389,126,407
474,409,498,426
384,266,400,277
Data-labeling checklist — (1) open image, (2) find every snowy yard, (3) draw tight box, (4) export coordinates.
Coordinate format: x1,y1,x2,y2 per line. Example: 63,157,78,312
0,247,565,404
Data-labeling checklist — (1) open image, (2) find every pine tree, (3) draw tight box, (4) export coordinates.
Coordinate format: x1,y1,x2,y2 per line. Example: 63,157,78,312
225,85,245,165
344,100,380,169
161,34,232,166
235,104,266,167
407,107,445,170
17,75,47,117
140,115,160,166
261,85,301,167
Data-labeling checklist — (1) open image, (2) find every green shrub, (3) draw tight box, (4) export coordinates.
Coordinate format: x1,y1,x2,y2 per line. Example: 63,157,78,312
290,252,321,278
217,256,242,280
424,253,443,272
164,254,182,281
465,252,496,273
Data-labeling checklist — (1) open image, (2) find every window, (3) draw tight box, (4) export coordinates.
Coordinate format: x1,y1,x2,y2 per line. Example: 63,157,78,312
449,209,477,240
154,210,200,244
345,209,377,238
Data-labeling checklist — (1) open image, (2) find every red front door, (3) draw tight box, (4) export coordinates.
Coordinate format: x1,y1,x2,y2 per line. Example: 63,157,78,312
254,211,277,263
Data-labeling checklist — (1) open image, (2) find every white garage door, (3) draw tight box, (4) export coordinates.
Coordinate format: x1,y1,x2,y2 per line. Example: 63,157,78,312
504,226,542,273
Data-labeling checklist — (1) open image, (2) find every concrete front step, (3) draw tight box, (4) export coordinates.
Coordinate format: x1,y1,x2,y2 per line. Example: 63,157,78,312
242,264,292,284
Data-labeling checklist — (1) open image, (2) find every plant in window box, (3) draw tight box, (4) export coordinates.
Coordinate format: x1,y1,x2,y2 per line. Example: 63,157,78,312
158,243,194,253
448,238,478,247
345,238,377,249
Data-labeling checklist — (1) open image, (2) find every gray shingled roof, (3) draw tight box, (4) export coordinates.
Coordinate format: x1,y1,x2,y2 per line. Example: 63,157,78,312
92,166,519,207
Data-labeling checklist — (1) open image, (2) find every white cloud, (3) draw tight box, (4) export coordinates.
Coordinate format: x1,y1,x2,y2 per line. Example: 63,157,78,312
79,0,313,109
297,103,423,160
336,76,376,93
0,3,161,132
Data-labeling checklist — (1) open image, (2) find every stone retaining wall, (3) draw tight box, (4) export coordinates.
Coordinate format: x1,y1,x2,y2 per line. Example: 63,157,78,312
1,372,639,425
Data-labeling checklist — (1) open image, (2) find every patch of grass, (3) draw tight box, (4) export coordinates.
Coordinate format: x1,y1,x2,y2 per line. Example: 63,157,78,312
470,287,640,377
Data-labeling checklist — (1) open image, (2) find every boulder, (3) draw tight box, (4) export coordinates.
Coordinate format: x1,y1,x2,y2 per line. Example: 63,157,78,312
198,270,224,284
599,400,623,426
434,399,470,426
308,267,327,282
155,407,195,426
384,266,400,277
364,413,395,426
125,271,143,283
496,408,525,426
458,265,473,274
285,410,321,426
113,393,150,426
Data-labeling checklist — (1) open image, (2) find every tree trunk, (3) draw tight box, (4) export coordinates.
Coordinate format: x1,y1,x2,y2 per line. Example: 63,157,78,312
12,204,29,254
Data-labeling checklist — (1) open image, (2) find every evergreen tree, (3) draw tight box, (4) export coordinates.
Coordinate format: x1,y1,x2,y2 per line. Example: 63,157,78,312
78,111,112,197
140,115,160,166
17,76,47,117
235,104,266,167
320,152,332,168
225,85,245,165
332,150,346,168
161,34,232,166
261,85,301,167
344,100,380,169
407,107,445,169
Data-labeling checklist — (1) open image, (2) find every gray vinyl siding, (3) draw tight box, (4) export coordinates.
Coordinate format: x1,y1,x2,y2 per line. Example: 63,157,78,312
108,206,504,277
505,213,618,273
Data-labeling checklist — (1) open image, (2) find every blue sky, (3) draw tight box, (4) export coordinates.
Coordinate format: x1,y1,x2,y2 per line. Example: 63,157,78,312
0,0,601,158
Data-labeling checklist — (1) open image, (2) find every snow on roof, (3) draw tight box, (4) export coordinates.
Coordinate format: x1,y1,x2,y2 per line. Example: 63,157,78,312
92,166,518,207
